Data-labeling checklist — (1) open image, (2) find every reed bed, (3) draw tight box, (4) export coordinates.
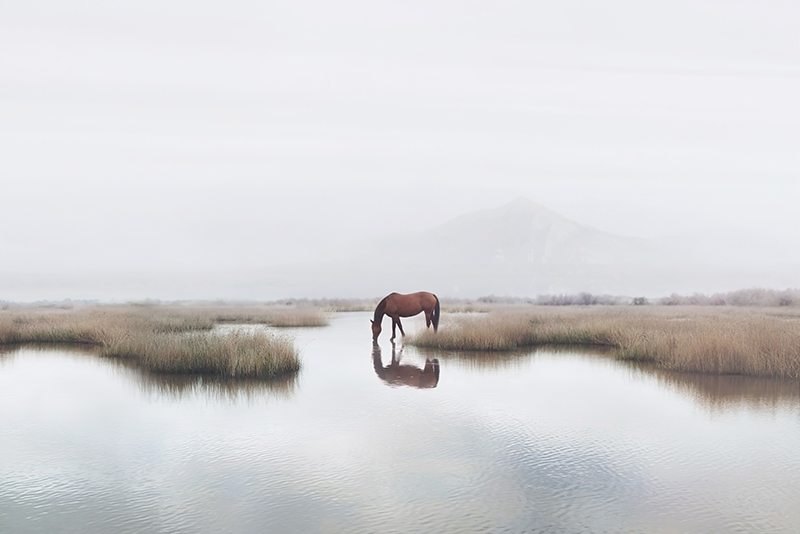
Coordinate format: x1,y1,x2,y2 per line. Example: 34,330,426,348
0,306,301,378
409,307,800,379
102,330,299,377
160,305,330,327
268,298,378,313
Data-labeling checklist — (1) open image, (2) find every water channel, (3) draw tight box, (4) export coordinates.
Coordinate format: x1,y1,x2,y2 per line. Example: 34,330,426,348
2,312,799,533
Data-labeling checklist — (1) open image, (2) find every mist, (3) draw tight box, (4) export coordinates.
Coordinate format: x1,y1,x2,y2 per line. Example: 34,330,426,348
1,1,798,301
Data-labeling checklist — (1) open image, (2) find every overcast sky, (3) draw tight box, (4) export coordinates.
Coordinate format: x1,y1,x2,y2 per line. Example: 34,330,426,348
1,1,798,282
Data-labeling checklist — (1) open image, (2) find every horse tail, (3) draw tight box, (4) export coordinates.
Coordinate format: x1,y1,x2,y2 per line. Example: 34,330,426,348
432,294,440,332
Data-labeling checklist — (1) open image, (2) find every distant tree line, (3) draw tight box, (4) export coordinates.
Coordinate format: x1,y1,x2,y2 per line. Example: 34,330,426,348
474,288,798,307
657,288,798,307
477,293,626,306
4,288,796,310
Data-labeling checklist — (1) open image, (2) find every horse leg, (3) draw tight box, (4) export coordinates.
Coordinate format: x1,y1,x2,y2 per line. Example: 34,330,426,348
397,317,406,337
424,309,432,328
390,317,397,341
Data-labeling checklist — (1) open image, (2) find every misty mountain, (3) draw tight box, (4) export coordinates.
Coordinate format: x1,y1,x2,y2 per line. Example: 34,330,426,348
314,197,799,297
2,198,796,301
348,197,648,266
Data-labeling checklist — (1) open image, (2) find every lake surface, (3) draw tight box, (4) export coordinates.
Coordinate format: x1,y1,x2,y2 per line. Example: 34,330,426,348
2,312,800,533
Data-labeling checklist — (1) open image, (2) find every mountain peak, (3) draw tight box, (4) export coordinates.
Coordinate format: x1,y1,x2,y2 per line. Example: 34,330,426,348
479,197,574,227
501,197,549,212
505,196,538,207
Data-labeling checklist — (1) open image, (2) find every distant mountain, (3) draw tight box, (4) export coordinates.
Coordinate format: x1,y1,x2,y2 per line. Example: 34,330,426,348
344,197,647,265
6,198,794,300
318,197,799,297
421,197,649,265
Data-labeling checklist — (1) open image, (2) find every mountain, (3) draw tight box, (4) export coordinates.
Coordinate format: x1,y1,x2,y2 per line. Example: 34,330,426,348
4,198,795,301
422,197,648,266
316,197,799,298
346,197,646,265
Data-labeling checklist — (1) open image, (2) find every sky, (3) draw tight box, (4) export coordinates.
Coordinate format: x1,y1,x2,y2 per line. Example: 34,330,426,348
1,1,798,298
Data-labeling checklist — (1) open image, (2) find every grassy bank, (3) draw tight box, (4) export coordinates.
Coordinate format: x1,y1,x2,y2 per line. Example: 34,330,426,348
146,304,330,327
408,306,800,379
0,306,303,378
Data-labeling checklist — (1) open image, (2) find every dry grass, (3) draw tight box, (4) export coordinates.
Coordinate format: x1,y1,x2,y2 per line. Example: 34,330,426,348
0,306,301,378
102,330,299,377
409,306,800,379
268,298,378,313
155,304,330,327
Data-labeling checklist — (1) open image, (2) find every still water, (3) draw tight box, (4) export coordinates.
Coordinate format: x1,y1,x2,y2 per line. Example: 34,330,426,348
2,312,799,533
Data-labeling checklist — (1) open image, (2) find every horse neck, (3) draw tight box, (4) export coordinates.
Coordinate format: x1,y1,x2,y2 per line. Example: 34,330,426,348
373,298,387,323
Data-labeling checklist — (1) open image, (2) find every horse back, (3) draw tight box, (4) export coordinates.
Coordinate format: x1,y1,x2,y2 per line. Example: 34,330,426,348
385,291,437,317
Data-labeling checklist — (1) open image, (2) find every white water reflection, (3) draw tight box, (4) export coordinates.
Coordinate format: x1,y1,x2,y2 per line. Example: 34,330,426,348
372,342,440,389
1,312,799,533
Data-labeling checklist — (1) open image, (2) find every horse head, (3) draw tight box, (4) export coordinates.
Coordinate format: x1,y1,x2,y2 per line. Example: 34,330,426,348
370,319,381,341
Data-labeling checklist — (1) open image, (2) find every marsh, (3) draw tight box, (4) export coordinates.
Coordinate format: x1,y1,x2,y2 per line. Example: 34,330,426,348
1,312,799,533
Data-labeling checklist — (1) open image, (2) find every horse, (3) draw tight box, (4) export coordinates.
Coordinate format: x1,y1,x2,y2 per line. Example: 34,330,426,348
371,291,439,342
372,342,440,389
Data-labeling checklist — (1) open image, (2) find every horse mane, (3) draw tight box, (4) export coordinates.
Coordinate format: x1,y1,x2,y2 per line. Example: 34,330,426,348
432,294,440,331
373,296,388,323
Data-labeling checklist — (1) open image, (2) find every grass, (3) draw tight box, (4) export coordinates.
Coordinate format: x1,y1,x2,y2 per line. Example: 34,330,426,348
102,330,299,377
408,306,800,379
267,298,378,313
0,305,304,378
151,304,330,327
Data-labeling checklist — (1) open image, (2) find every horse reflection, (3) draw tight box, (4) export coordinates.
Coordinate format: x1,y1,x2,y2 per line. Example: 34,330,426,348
372,342,440,389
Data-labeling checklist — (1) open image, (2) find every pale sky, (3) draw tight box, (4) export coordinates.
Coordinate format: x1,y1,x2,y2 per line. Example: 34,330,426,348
1,1,798,294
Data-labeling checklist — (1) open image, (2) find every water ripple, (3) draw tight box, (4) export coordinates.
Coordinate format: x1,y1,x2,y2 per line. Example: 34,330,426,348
2,317,800,532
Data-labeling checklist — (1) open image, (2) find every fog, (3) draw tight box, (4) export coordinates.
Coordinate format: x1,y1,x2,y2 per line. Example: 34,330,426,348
1,1,798,300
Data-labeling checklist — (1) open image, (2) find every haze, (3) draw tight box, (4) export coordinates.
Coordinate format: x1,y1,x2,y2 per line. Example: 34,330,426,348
1,1,798,300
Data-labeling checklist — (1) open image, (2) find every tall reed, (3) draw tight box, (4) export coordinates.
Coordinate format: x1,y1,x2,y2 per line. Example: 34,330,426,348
409,307,800,379
155,305,330,327
102,330,299,377
0,307,300,378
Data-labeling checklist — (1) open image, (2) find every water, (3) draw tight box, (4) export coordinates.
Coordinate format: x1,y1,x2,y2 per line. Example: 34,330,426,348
2,312,799,533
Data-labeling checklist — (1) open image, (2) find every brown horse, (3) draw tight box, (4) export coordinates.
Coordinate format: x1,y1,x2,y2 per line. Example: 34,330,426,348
371,291,440,342
372,342,440,389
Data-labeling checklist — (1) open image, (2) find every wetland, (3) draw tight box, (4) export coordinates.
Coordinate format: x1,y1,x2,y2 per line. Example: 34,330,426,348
1,310,799,533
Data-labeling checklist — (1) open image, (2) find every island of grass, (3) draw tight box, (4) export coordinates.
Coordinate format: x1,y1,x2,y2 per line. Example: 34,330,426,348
408,305,800,379
0,303,328,379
